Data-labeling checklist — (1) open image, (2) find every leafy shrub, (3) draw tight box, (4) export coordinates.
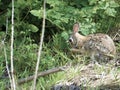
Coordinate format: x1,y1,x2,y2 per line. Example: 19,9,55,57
0,0,119,89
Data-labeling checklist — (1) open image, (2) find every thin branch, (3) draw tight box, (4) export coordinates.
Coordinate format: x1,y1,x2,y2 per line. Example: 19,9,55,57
113,29,120,41
3,41,12,90
11,0,16,89
32,0,46,90
3,17,12,89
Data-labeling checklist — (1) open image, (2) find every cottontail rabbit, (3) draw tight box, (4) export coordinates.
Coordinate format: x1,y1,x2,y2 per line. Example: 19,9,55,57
69,23,116,62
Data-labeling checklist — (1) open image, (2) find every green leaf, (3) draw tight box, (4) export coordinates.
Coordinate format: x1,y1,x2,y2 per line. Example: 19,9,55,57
47,0,62,7
61,31,69,40
98,1,108,9
88,0,98,5
30,10,43,19
109,1,119,8
29,24,39,32
105,8,116,17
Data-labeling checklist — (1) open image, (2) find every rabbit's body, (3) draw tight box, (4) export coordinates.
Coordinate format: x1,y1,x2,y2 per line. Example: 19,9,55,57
69,23,116,61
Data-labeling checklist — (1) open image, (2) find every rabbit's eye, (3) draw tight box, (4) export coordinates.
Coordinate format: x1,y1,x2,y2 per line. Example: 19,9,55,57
69,38,73,43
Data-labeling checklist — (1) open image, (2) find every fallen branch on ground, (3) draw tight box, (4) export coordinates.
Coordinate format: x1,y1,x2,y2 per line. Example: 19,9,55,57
5,66,67,89
19,66,66,85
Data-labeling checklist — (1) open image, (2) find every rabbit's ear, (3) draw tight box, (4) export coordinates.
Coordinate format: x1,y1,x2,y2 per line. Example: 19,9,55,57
73,23,79,33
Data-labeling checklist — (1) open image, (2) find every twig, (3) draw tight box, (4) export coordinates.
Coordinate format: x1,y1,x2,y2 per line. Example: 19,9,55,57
32,0,46,90
2,17,12,90
11,0,16,89
113,29,120,41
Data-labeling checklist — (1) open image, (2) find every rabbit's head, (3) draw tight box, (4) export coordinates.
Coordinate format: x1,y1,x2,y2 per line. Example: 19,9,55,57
68,23,86,48
69,23,79,48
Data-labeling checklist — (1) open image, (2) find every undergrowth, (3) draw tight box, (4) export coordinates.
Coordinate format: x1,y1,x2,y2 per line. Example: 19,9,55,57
0,32,120,90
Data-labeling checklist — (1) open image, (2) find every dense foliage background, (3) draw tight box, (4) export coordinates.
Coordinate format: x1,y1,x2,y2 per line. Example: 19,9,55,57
0,0,119,89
